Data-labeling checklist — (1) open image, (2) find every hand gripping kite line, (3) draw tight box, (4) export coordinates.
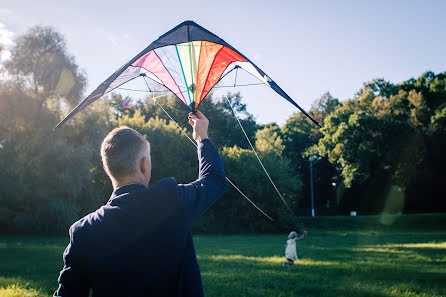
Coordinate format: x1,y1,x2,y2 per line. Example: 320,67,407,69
54,20,320,129
54,21,320,225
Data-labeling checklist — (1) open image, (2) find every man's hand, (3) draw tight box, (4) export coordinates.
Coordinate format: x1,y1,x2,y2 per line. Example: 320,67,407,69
188,110,209,143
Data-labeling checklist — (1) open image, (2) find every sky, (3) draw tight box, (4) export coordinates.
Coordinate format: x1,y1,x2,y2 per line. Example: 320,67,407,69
1,0,445,125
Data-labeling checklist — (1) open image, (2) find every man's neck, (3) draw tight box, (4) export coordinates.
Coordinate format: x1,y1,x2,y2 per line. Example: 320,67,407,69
113,177,147,190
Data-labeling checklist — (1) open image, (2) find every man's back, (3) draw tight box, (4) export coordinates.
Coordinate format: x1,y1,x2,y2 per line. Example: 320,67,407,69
55,136,226,297
68,179,192,296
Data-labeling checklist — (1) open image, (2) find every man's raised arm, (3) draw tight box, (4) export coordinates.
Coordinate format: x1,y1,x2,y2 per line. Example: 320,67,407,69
177,110,227,222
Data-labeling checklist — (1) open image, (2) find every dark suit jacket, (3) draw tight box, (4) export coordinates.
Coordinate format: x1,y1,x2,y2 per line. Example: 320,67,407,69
54,139,226,297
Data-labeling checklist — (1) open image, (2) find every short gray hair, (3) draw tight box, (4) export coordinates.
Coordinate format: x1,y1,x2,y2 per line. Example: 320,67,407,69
100,126,150,179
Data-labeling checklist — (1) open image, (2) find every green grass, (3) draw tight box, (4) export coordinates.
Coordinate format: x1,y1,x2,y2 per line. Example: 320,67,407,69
1,216,446,296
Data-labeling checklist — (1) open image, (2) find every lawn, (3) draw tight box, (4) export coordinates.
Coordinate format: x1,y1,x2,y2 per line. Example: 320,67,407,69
0,215,445,297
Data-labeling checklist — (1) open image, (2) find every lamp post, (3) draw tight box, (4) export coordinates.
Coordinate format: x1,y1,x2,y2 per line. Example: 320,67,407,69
309,152,321,218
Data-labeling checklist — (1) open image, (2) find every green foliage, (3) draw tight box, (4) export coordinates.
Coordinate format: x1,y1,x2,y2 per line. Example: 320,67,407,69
316,72,446,213
255,125,285,155
210,92,258,149
430,103,446,135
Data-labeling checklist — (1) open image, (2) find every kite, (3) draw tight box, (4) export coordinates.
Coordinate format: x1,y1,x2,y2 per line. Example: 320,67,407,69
54,20,320,129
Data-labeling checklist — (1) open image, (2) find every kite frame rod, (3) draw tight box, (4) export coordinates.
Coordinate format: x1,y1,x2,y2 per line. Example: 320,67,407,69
116,82,265,94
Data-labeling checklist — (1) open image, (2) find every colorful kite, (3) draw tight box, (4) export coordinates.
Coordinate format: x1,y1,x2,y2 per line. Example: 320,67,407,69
54,20,320,129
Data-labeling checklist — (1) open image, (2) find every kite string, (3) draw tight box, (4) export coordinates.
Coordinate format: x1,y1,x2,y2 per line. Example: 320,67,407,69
154,97,197,148
143,76,275,222
224,177,275,221
225,97,296,217
155,97,275,221
158,101,274,221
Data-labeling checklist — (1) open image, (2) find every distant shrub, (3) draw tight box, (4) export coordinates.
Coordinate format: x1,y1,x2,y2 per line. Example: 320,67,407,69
12,200,79,234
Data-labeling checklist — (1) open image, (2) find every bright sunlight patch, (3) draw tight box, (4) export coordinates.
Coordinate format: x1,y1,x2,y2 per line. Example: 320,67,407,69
0,283,42,297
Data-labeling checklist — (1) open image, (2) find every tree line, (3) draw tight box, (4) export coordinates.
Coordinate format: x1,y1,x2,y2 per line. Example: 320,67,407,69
0,26,444,234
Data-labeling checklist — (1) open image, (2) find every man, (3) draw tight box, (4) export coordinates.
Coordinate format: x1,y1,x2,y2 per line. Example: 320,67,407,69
54,110,226,297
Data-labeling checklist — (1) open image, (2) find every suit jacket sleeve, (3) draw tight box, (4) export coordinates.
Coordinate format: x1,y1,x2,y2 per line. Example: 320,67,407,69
177,138,227,223
54,226,90,297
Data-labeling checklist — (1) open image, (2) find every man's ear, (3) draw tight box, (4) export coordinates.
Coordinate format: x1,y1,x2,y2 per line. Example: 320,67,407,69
140,156,150,174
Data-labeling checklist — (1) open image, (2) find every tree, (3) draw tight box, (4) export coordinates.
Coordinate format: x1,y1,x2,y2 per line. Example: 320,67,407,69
4,26,86,109
310,92,341,123
315,72,446,213
0,86,96,233
281,92,341,213
282,92,340,161
255,124,285,155
0,27,108,233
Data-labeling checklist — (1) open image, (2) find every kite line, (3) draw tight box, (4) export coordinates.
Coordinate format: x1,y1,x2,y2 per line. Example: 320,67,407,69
225,97,296,217
143,76,275,222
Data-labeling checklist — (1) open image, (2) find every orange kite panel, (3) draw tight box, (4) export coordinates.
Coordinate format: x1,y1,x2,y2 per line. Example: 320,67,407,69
195,42,223,105
196,46,247,109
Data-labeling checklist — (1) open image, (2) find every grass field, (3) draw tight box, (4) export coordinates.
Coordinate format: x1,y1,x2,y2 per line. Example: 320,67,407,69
0,215,445,297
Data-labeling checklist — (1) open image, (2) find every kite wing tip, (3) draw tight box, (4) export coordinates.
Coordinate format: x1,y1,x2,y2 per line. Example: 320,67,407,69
53,117,67,131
